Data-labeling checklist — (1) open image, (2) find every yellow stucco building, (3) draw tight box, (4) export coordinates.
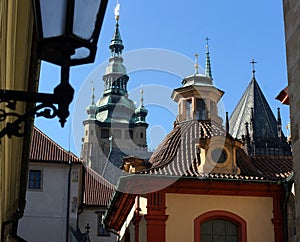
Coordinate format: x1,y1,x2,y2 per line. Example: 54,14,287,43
0,1,36,241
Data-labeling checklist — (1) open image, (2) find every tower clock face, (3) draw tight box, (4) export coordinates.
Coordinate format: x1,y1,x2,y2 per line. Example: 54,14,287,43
211,148,227,163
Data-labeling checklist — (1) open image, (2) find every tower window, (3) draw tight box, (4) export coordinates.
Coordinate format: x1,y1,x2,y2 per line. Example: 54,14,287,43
196,99,206,120
140,132,144,138
101,129,109,138
185,99,192,120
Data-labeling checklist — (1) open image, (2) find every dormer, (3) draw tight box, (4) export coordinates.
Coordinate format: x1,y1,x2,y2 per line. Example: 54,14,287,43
197,136,242,175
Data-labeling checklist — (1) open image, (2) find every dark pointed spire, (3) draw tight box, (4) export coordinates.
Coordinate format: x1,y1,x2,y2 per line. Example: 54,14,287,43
110,4,124,56
250,107,255,140
225,112,229,134
205,37,212,79
277,107,282,138
250,59,257,79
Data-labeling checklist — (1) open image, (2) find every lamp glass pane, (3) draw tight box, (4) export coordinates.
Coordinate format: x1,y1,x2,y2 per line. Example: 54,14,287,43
71,47,90,60
39,0,67,38
73,0,102,40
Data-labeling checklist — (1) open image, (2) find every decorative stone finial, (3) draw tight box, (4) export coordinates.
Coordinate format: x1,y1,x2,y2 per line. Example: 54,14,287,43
140,88,144,107
91,80,95,105
194,54,199,75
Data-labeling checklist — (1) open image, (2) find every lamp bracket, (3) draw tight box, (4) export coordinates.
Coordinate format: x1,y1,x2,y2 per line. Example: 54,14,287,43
0,87,74,140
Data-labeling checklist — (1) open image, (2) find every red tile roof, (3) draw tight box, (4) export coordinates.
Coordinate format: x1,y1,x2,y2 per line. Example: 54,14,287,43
139,120,293,181
30,127,115,206
251,156,293,179
83,165,115,206
30,126,81,163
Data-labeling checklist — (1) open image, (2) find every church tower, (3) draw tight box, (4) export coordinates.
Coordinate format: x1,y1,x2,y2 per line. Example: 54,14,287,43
81,5,149,175
229,60,291,156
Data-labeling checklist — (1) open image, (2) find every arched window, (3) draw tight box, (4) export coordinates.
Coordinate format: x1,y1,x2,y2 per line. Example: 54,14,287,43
194,210,247,242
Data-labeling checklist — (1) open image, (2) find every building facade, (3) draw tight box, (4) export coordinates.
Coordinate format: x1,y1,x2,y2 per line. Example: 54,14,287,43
282,1,300,241
18,127,84,242
81,13,151,185
104,48,293,242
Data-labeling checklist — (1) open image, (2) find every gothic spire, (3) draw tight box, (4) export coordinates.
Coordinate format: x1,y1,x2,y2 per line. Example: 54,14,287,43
205,38,212,79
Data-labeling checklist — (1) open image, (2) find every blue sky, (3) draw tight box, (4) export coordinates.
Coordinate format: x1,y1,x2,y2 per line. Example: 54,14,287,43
35,0,289,155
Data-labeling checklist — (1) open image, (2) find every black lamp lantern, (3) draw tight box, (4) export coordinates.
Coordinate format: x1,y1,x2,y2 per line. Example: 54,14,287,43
0,0,108,139
33,0,108,66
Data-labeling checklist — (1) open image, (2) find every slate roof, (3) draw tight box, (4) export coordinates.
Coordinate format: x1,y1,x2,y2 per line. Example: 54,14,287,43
229,78,280,140
139,120,293,181
83,165,115,206
30,126,81,163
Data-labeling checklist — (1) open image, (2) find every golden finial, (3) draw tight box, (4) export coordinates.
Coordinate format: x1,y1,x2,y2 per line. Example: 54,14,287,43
114,2,120,21
194,53,199,75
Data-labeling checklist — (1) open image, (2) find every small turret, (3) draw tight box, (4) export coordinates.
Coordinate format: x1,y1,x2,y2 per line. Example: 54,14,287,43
135,89,148,126
86,85,97,120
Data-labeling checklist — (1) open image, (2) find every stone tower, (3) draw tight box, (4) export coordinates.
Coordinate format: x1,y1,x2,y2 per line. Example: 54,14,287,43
81,11,149,177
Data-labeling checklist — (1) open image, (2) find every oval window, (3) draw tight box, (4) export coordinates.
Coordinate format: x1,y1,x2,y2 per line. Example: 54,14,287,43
211,149,227,163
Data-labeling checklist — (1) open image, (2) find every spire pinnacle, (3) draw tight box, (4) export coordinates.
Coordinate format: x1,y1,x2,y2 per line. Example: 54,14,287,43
110,3,124,56
277,107,282,138
205,37,212,79
194,54,199,75
250,59,257,79
140,88,144,107
91,80,95,105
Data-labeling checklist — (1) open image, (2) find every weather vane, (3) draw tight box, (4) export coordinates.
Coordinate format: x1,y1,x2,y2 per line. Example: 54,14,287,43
114,1,120,21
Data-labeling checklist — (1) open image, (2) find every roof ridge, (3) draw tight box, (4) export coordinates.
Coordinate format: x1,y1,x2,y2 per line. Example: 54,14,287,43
31,126,81,162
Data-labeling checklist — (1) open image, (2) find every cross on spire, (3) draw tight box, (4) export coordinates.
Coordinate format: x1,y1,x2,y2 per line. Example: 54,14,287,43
250,59,257,78
205,37,210,51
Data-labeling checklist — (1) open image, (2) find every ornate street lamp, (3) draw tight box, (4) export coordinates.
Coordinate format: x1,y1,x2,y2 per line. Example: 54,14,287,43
0,0,108,139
